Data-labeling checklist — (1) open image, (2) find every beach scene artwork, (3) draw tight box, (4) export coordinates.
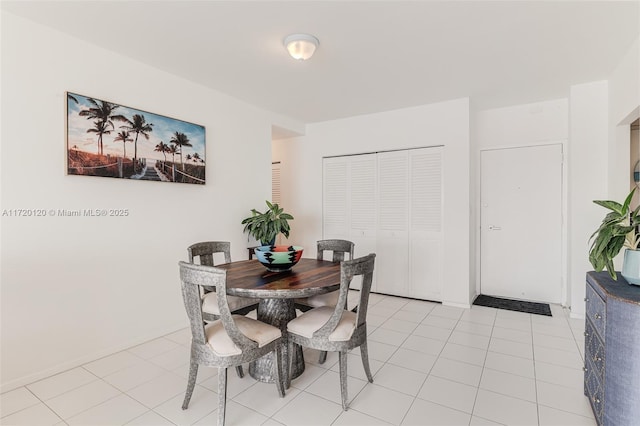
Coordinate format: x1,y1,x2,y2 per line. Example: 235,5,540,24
66,92,206,184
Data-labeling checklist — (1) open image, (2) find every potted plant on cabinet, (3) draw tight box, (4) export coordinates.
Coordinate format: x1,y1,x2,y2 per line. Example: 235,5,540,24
589,188,640,284
241,200,294,246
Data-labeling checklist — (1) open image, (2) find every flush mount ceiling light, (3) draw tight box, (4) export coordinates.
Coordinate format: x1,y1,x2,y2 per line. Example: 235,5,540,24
284,33,319,61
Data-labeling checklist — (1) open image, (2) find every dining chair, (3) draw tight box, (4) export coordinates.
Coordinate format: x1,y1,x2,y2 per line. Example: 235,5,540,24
295,239,357,312
188,241,258,378
286,253,376,410
179,261,285,426
188,241,258,319
295,239,358,363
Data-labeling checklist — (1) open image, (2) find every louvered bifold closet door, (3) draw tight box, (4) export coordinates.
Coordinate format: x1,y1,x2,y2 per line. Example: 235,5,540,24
322,147,444,301
376,151,410,296
323,157,349,240
348,154,377,290
409,147,443,300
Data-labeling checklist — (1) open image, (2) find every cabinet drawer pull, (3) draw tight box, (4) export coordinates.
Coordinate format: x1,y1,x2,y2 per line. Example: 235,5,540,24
583,366,588,372
593,396,601,404
584,331,589,337
594,313,602,320
584,297,589,302
593,356,602,362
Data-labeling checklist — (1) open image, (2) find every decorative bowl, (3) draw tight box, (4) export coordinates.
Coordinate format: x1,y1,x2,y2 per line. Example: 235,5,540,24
254,245,304,272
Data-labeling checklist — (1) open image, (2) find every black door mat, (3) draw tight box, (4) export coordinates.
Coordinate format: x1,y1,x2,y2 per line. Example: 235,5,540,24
473,294,552,316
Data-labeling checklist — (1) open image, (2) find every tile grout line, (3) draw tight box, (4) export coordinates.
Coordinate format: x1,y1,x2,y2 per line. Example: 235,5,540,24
468,307,497,425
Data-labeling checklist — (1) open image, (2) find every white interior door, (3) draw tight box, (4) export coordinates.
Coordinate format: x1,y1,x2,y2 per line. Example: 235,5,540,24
480,144,563,303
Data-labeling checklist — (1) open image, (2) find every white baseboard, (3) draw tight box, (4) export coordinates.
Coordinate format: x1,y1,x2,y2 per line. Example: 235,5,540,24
442,301,471,309
569,309,585,320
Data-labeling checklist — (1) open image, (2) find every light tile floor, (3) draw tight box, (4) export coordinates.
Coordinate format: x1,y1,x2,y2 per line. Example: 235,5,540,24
1,294,596,425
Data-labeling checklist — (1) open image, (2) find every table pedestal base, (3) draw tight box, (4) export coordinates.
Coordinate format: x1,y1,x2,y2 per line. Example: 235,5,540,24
249,298,305,384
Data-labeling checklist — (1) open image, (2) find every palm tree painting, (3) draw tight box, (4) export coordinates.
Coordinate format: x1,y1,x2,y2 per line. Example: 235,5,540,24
121,114,153,172
169,131,192,171
66,91,206,184
154,141,168,162
78,98,127,155
168,144,179,163
86,120,113,155
113,130,133,158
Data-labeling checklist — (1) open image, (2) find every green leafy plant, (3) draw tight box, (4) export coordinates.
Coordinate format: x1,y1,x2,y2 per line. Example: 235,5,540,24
589,188,640,280
241,201,294,245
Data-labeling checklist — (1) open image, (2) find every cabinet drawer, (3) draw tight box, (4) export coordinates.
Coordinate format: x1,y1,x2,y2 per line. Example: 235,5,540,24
585,319,606,383
586,283,606,339
585,360,604,426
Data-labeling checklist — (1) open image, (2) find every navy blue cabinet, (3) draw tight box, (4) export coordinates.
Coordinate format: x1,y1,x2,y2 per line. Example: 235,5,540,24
585,272,640,426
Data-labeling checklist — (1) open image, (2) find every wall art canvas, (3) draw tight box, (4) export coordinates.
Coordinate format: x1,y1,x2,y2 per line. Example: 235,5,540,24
66,92,206,184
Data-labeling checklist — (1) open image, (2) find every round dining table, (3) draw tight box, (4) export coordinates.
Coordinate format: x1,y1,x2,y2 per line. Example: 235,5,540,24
219,258,341,384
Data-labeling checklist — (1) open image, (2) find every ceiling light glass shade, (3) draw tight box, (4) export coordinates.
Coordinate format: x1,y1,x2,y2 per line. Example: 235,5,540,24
284,34,319,60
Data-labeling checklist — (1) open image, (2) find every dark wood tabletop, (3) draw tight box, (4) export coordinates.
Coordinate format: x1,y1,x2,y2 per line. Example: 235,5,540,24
218,258,340,383
220,258,341,299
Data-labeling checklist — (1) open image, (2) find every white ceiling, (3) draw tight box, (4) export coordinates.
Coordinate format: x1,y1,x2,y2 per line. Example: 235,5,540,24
3,1,639,125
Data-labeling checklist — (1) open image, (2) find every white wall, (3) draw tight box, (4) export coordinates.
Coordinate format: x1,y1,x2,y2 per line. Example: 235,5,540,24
273,98,472,307
476,100,568,149
568,81,609,318
475,99,569,304
608,36,640,198
563,36,639,318
0,12,291,391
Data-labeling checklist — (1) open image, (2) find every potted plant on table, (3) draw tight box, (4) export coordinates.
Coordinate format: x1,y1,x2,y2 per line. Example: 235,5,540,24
589,188,640,284
241,200,294,246
241,201,302,271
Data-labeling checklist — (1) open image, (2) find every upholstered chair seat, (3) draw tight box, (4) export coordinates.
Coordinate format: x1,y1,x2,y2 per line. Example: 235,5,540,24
288,306,357,341
202,293,257,316
204,315,282,356
297,290,360,312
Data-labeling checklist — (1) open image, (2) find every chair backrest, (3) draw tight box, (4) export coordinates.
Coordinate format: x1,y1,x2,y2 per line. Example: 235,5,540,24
317,239,355,262
188,241,232,266
178,261,257,350
312,253,376,338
